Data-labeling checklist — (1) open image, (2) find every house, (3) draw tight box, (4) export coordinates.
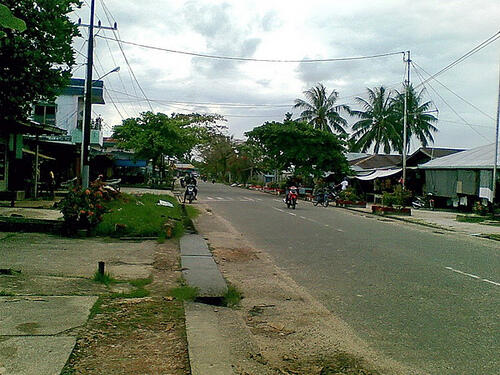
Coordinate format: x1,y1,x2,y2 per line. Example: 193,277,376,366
419,143,499,207
32,78,106,146
0,119,64,202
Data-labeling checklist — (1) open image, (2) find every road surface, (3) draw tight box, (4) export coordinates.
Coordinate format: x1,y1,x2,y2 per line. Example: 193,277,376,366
196,182,499,375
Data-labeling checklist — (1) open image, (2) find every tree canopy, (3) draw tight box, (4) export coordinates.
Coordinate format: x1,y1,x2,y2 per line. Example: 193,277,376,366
245,119,348,178
0,0,79,121
113,111,225,170
0,3,26,36
294,83,350,134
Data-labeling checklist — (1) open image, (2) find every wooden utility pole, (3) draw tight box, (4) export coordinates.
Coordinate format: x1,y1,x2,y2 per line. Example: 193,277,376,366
402,50,411,189
492,58,500,207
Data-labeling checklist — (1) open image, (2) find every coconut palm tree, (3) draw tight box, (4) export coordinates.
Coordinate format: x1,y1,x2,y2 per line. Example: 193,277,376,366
349,86,399,154
293,83,350,134
392,84,438,153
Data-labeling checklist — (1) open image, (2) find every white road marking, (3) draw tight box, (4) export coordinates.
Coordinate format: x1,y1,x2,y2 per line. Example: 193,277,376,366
273,207,285,213
336,229,344,232
288,212,297,216
445,266,499,287
256,198,263,201
216,197,224,200
207,197,214,200
300,216,307,219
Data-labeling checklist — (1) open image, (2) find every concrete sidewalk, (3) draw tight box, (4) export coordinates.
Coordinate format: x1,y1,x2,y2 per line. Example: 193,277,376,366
340,202,500,236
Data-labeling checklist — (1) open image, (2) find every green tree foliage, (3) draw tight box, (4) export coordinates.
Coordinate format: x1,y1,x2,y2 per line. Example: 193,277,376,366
198,134,235,181
392,84,438,153
0,0,79,121
245,119,348,178
0,3,26,36
293,83,350,134
350,86,399,154
113,112,223,172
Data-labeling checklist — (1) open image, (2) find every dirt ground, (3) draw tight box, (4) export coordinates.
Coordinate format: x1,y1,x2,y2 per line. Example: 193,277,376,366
61,239,191,375
195,206,424,375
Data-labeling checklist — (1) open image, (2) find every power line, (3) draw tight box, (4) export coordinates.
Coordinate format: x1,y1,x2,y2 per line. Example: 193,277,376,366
412,61,495,121
96,34,404,63
411,62,489,140
99,0,153,111
416,30,500,88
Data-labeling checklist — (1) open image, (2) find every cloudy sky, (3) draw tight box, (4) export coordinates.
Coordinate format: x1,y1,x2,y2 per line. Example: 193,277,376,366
71,0,500,151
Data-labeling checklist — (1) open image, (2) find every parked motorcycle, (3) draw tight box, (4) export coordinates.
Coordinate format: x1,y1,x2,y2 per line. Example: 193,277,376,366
284,186,298,209
183,184,196,203
412,193,435,210
313,187,337,207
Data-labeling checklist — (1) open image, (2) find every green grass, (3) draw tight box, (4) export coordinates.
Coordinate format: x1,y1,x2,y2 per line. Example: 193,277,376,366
92,270,117,285
223,284,242,308
96,193,183,238
109,288,151,299
456,215,486,223
168,285,199,301
0,290,15,296
129,277,153,289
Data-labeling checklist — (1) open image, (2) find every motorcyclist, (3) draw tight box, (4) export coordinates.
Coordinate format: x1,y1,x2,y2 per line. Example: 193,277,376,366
184,173,198,199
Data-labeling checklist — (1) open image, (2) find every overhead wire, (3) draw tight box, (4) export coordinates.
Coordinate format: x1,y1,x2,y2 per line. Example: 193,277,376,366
412,61,495,122
415,30,500,88
411,62,489,140
98,0,153,111
96,34,404,63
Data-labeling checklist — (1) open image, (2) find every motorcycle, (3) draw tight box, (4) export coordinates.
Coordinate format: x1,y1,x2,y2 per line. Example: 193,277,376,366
313,187,336,207
412,193,434,210
183,184,196,203
284,186,298,209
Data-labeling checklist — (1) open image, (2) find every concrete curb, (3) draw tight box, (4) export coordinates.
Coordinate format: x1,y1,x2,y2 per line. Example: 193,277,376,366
179,233,232,374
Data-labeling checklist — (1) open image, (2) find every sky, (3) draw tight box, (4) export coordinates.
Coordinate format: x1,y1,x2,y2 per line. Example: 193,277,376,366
71,0,500,152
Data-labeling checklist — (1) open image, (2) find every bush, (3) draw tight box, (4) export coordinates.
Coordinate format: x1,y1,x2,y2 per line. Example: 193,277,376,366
472,201,489,216
382,186,411,208
338,187,362,202
59,180,119,232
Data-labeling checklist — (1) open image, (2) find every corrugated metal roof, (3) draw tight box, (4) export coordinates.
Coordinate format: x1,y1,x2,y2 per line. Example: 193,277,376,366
419,143,499,169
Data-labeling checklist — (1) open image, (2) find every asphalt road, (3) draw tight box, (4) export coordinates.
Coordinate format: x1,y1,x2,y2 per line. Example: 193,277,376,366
196,182,499,375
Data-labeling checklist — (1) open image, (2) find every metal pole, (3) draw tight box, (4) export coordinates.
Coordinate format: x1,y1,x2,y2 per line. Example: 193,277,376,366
34,135,39,199
492,57,500,207
81,0,95,188
402,51,410,189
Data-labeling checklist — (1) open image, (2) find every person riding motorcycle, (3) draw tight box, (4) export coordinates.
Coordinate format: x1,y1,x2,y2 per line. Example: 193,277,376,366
184,173,198,200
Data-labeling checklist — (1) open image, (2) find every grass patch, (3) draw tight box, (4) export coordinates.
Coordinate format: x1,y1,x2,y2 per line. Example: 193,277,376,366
319,352,380,375
456,215,486,223
185,205,200,219
168,285,199,301
483,234,500,241
92,271,117,285
223,284,242,308
110,288,151,299
96,193,184,238
0,290,14,296
129,277,153,289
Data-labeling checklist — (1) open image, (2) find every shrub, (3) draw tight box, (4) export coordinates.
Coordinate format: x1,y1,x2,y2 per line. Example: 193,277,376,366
382,186,411,208
472,201,489,216
338,187,361,202
59,180,119,232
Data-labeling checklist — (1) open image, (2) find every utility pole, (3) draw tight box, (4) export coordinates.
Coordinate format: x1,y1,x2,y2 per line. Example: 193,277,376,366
402,50,411,189
78,1,117,188
492,57,500,208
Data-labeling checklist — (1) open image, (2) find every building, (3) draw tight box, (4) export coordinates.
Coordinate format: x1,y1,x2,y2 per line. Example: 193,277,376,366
419,143,499,207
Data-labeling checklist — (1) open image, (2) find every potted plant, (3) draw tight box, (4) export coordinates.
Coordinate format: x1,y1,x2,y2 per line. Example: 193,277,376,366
336,187,367,208
372,186,412,215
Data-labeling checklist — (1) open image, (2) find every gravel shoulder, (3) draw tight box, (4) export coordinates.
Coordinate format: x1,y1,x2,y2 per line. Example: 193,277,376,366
195,205,424,375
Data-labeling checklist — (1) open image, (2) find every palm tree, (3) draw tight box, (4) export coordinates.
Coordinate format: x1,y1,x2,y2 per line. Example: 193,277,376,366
293,83,350,134
349,86,399,154
392,84,438,153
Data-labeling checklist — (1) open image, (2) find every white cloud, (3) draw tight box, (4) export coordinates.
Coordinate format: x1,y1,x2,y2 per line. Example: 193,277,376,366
72,0,500,149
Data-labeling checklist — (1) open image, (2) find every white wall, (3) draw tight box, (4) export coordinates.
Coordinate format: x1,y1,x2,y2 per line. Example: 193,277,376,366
55,95,80,133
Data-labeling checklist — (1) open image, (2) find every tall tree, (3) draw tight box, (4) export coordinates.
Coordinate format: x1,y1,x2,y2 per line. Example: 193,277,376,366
350,86,399,154
392,84,438,153
113,112,223,175
0,3,26,37
293,83,350,134
0,0,79,121
245,119,348,178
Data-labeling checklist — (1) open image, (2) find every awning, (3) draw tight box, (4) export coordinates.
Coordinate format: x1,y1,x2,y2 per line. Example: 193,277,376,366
22,148,56,160
355,168,402,181
114,159,147,167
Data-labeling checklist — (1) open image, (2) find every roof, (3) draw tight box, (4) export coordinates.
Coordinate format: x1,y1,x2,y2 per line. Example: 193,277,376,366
406,147,465,166
60,78,105,104
0,120,66,136
349,154,402,170
419,143,499,169
345,152,369,162
355,168,402,180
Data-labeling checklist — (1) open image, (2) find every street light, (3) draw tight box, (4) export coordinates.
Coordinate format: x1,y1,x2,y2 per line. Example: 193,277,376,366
80,66,120,187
